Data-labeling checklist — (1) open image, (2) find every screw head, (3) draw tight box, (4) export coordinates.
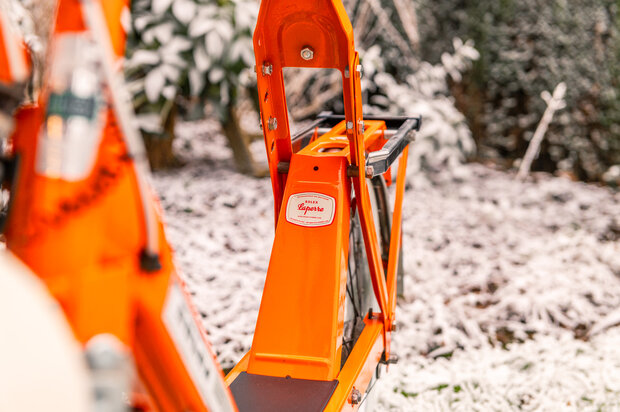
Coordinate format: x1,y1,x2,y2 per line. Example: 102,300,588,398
301,46,314,60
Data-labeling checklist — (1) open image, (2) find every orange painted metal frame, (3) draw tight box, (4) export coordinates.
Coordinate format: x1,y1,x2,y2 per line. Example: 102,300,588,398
227,0,411,409
0,10,30,84
3,1,236,411
3,0,412,409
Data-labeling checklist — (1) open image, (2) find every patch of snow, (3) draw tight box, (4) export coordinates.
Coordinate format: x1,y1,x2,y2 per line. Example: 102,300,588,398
152,120,620,409
376,329,620,411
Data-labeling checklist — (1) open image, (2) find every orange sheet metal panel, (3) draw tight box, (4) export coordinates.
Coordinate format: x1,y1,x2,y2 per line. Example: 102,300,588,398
247,152,351,381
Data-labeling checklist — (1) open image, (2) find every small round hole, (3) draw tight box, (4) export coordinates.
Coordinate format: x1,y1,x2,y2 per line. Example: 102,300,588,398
313,166,319,171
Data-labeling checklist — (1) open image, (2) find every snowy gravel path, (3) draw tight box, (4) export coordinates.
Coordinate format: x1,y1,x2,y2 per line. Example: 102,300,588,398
152,120,620,411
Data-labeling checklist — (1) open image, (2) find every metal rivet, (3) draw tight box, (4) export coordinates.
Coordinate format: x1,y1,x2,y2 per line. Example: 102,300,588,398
346,121,354,130
301,46,314,60
262,62,273,76
268,117,277,131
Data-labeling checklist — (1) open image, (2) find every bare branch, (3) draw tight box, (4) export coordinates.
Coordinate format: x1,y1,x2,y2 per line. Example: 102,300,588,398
516,83,567,180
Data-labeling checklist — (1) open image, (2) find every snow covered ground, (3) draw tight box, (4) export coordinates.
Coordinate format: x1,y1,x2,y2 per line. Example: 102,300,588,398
152,120,620,411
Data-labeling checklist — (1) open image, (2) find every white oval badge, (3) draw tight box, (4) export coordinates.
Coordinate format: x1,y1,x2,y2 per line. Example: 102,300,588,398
286,192,336,227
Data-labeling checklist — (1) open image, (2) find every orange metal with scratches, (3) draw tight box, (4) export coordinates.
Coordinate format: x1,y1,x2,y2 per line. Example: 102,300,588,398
4,1,236,411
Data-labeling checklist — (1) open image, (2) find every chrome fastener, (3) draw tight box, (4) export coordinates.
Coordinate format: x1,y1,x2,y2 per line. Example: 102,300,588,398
301,46,314,60
268,117,278,131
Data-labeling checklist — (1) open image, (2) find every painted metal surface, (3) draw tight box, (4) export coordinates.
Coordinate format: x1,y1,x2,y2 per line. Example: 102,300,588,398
3,1,236,411
243,0,414,408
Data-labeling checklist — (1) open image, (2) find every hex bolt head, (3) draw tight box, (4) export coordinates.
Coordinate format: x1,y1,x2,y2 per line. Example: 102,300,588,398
346,121,354,130
301,46,314,61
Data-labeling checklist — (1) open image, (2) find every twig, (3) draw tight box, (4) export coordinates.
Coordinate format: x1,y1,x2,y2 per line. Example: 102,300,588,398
392,0,420,51
516,82,566,180
361,0,416,62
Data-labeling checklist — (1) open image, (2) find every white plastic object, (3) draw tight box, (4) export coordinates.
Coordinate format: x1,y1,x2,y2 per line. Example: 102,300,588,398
0,251,90,412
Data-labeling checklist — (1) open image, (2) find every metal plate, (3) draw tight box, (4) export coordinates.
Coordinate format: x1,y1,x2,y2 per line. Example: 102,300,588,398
230,372,339,412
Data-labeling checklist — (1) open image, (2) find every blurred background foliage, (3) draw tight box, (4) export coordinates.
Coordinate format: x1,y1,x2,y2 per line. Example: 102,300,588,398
11,0,617,183
125,0,261,172
124,0,619,184
415,0,620,182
